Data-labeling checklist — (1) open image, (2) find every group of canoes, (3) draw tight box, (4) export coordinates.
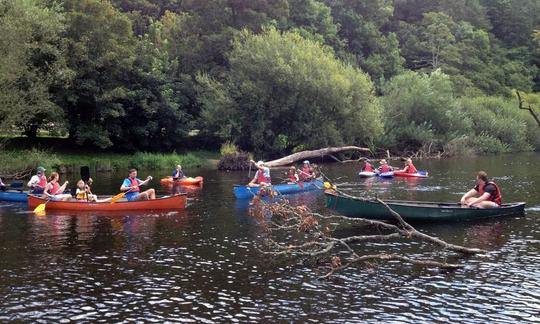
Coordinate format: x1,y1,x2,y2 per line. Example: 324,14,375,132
0,158,523,220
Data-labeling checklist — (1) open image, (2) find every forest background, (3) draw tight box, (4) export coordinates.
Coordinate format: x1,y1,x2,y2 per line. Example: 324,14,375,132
1,0,540,161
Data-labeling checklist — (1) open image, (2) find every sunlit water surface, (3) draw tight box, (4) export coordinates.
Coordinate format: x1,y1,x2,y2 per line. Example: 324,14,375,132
0,153,539,322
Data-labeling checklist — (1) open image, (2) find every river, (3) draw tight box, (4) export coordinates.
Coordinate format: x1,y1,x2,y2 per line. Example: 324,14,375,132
0,153,539,322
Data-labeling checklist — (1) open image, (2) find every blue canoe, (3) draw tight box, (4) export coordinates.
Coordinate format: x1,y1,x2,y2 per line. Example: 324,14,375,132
233,179,324,199
0,190,28,202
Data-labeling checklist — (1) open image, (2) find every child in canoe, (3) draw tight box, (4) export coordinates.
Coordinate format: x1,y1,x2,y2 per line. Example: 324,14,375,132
76,179,97,201
361,160,375,172
286,166,299,184
44,172,71,201
172,164,186,180
377,160,393,173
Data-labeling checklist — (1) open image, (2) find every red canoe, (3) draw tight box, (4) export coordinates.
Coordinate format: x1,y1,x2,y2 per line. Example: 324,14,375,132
160,176,204,186
28,194,187,211
394,171,429,178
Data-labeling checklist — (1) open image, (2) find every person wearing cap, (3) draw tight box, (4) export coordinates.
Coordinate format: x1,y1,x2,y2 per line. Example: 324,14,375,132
248,160,271,187
377,159,393,173
27,166,48,194
299,160,314,181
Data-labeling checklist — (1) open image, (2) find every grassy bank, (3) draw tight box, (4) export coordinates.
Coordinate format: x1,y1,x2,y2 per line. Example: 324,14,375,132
0,149,219,176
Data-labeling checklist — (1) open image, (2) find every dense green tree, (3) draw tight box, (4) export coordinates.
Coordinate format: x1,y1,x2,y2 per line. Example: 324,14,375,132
0,0,70,139
198,27,382,156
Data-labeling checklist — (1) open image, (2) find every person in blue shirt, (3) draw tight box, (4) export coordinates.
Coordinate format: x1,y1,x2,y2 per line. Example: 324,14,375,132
172,164,186,180
120,168,155,201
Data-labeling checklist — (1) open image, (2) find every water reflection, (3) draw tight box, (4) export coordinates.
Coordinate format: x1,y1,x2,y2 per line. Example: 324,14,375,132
0,153,539,322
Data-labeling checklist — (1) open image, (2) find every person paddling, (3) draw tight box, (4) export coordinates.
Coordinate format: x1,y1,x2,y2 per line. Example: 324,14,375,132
299,160,314,181
361,160,375,172
120,168,156,201
44,172,71,201
248,160,271,187
286,166,299,184
172,164,186,180
460,171,501,208
398,158,418,173
27,166,47,194
378,159,393,173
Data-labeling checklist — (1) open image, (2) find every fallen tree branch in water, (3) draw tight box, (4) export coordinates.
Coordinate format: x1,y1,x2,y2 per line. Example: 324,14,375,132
249,194,485,279
264,146,370,167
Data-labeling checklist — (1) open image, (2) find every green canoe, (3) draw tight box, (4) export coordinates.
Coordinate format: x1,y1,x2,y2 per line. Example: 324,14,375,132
325,191,526,222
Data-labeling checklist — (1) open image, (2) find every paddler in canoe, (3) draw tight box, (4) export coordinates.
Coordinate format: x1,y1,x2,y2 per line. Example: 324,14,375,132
43,172,71,201
298,160,315,181
27,166,48,195
120,168,156,201
248,160,271,187
460,171,502,209
286,166,299,184
397,158,418,174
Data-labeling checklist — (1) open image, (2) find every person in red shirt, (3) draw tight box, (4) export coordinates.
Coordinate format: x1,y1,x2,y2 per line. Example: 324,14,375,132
361,160,375,172
299,160,314,181
377,159,393,173
398,158,418,173
460,171,502,208
286,166,299,184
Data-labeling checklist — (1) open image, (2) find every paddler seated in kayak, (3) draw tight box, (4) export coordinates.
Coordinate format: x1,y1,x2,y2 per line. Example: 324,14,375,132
460,171,501,209
286,166,299,184
43,172,71,201
27,166,47,194
377,159,393,173
397,158,418,173
120,168,156,201
299,160,314,181
248,160,271,187
172,164,186,180
360,159,375,172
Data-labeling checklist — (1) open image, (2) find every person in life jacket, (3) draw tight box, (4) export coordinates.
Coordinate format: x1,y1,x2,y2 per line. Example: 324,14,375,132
460,171,502,208
361,160,375,172
248,160,271,187
398,158,418,173
172,164,186,180
43,172,71,201
120,168,156,201
286,166,299,184
27,166,48,194
299,160,314,181
377,159,393,173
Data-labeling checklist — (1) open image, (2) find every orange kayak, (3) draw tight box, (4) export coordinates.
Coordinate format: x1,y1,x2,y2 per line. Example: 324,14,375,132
28,194,187,211
160,176,204,186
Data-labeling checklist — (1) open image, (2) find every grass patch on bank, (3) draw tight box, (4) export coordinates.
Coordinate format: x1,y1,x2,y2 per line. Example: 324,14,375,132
0,149,219,175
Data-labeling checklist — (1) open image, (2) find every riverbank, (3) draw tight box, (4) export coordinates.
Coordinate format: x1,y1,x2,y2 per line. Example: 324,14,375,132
0,149,219,178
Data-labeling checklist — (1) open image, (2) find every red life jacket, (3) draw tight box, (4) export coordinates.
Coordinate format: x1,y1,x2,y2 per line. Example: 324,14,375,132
37,175,47,188
288,174,297,182
478,181,502,205
363,163,374,172
407,164,418,173
128,177,140,192
379,165,390,173
256,169,270,184
49,182,61,195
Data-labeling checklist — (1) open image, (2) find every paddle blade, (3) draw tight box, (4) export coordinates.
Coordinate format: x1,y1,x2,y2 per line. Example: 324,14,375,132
110,192,125,204
33,203,46,213
81,166,90,182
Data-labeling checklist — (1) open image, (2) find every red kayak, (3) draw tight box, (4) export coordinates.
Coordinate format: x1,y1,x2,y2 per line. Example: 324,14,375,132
394,170,428,178
160,176,204,186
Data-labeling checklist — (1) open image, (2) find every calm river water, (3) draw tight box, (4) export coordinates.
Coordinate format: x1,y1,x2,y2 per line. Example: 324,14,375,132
0,153,539,322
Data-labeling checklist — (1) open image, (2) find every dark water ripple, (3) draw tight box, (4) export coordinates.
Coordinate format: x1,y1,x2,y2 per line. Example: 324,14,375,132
1,153,540,321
